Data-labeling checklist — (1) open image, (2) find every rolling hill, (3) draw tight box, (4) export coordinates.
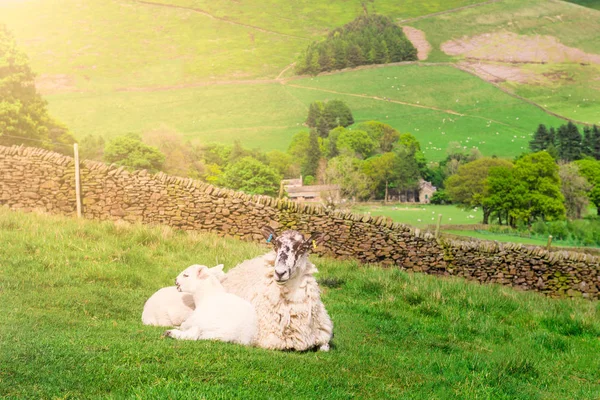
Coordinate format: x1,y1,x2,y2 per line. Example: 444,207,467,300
0,0,598,160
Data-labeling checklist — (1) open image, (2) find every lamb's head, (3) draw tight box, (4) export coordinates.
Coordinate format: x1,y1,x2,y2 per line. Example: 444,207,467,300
174,264,224,293
262,226,324,285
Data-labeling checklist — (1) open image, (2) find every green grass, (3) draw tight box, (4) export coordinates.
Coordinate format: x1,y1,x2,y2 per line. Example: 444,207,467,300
2,208,600,398
444,229,552,246
352,204,483,228
410,0,600,125
0,0,488,90
45,65,568,159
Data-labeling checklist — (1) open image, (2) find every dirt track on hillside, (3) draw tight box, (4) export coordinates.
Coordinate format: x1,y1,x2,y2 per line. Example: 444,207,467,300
402,27,431,61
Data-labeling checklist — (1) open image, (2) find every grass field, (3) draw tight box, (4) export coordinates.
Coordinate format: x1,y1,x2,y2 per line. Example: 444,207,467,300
1,0,598,158
410,0,600,125
0,0,488,90
1,208,600,398
45,65,568,160
352,204,483,228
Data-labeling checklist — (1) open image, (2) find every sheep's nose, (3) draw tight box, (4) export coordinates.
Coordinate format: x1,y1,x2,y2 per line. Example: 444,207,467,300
274,270,286,280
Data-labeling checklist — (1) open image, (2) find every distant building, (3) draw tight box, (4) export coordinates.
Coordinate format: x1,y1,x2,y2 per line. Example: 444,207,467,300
282,177,340,202
419,180,437,204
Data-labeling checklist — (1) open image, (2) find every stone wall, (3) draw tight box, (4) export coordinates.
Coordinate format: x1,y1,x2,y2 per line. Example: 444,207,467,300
1,145,599,299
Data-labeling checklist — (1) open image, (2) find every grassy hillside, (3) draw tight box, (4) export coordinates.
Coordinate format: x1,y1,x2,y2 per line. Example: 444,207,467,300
46,65,567,160
1,209,600,398
0,0,487,90
410,0,600,125
1,0,598,159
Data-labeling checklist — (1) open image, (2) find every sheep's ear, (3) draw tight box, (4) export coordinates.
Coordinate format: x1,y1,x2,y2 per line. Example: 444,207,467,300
303,232,325,252
212,264,224,273
196,266,209,279
261,226,278,243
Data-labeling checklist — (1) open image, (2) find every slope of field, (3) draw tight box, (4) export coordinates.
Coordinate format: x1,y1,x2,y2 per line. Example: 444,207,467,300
0,0,488,91
1,209,600,398
46,65,567,160
410,0,600,124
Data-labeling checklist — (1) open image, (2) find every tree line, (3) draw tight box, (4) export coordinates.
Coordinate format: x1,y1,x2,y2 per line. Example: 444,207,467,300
295,14,417,76
529,122,600,161
79,99,432,203
440,121,600,228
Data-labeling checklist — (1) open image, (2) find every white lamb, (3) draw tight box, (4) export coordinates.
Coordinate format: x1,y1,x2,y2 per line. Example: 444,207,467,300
163,264,257,345
221,226,333,352
141,264,225,327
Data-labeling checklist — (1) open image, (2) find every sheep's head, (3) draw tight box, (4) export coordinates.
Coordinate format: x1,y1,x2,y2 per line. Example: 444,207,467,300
262,226,324,285
175,264,224,293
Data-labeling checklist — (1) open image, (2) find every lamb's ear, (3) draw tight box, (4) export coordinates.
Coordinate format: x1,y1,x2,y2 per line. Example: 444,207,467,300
303,232,325,251
196,266,210,279
212,264,224,273
261,226,278,243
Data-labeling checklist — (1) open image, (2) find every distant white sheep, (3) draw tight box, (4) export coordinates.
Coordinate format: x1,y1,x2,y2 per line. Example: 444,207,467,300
141,264,225,327
221,226,333,351
163,265,257,345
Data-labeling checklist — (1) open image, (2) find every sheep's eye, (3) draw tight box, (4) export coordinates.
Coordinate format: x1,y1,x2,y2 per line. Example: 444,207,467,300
183,274,189,278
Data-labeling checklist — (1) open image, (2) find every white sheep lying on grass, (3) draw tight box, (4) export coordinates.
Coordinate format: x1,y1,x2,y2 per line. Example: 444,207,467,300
163,264,257,345
221,226,333,351
141,264,225,327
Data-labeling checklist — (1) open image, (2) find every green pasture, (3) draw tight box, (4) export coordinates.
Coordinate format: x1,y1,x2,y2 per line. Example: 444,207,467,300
45,83,309,151
411,0,600,62
2,209,600,398
352,204,483,228
46,65,568,160
508,63,600,126
0,0,487,90
410,0,600,125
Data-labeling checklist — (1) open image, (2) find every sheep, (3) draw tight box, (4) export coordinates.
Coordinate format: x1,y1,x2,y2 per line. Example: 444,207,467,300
141,264,225,327
163,264,257,345
221,226,333,352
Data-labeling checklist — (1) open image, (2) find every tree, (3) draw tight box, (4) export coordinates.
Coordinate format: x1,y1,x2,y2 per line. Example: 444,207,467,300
306,100,354,137
559,163,591,219
363,152,397,202
445,157,514,224
486,166,525,226
324,100,354,128
325,156,371,201
219,157,282,196
104,134,165,173
266,150,298,179
305,101,324,128
529,124,554,152
556,121,582,162
574,158,600,215
512,151,565,222
356,121,400,153
145,126,204,178
582,125,600,160
302,130,321,177
336,129,377,159
0,24,74,153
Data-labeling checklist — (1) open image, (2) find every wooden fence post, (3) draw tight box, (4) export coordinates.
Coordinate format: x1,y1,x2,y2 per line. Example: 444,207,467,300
435,214,442,238
74,143,82,218
546,235,553,250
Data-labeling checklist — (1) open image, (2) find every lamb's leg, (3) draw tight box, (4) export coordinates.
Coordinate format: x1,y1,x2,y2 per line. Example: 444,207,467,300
163,327,202,340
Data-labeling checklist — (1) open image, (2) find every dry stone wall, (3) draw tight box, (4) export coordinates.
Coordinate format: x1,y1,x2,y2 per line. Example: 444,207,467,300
1,145,599,299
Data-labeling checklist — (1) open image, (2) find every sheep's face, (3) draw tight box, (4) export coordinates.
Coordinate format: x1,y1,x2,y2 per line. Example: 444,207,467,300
175,264,224,293
262,227,324,285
